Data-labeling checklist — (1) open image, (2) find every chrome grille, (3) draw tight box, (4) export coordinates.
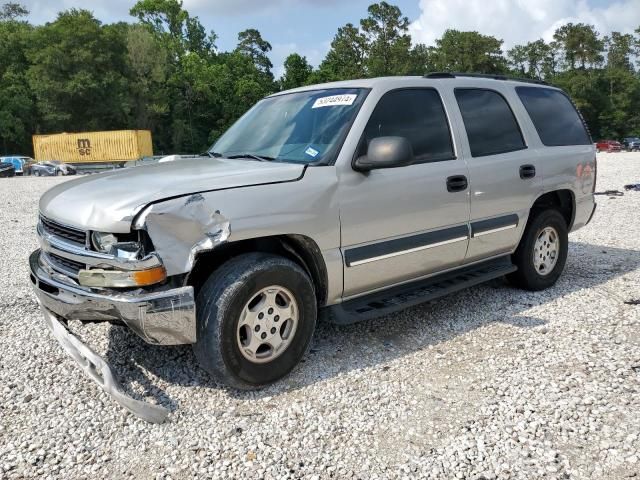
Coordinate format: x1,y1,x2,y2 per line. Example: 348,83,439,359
40,215,87,246
47,253,84,277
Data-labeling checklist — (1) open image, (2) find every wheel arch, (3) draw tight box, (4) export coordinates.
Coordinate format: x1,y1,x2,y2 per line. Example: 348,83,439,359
529,189,575,230
186,234,329,307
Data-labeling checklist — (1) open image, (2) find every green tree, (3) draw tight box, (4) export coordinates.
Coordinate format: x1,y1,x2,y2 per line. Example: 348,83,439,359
130,0,215,58
635,27,640,69
206,51,275,142
597,68,640,137
430,30,507,74
0,14,33,154
551,69,606,137
317,23,367,81
1,0,639,155
236,28,273,76
126,24,169,131
508,39,557,79
553,23,604,69
407,43,432,75
360,1,411,76
0,2,28,21
280,53,313,90
26,9,129,133
605,32,635,71
130,0,187,37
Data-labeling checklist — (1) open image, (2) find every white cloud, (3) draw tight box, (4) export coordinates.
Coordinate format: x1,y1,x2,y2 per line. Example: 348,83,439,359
409,0,640,49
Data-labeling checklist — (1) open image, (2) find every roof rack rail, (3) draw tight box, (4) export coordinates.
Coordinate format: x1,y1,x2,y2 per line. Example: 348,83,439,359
424,72,548,86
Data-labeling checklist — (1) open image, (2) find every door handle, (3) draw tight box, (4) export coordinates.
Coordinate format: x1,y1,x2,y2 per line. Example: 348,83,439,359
520,164,536,179
446,175,468,192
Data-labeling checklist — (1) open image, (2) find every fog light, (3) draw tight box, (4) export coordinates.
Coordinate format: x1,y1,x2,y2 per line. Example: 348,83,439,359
78,266,167,288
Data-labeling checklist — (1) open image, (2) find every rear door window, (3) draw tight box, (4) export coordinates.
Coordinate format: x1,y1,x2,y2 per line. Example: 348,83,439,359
454,88,526,157
363,88,455,163
516,87,591,146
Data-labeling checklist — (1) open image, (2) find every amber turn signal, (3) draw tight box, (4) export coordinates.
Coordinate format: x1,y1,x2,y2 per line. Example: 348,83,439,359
78,266,167,288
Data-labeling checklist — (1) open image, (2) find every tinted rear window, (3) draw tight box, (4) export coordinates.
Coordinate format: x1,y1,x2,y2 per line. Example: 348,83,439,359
516,87,591,146
454,89,526,157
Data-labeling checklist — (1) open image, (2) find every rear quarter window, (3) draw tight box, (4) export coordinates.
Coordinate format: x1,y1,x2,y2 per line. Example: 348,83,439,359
516,87,591,146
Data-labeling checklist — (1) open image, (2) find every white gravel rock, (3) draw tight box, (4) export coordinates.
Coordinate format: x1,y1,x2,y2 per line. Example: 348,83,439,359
1,153,639,479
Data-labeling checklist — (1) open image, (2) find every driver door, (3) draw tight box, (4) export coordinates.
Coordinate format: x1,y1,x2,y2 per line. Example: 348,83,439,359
338,88,471,298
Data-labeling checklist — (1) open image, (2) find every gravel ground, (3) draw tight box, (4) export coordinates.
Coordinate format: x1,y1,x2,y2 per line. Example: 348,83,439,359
1,153,639,480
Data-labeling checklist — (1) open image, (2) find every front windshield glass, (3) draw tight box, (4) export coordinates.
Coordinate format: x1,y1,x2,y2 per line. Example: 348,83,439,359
211,88,367,164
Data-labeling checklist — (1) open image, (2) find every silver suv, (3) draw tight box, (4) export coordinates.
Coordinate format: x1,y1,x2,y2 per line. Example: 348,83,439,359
30,74,597,421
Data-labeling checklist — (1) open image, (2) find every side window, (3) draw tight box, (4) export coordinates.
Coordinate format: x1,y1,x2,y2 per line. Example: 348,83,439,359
455,88,526,157
516,87,591,146
363,89,455,163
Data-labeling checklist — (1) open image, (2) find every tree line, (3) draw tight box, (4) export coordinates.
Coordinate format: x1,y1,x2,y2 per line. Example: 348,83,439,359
1,0,639,156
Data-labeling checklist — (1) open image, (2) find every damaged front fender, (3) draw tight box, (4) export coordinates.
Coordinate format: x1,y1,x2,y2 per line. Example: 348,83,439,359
135,193,230,276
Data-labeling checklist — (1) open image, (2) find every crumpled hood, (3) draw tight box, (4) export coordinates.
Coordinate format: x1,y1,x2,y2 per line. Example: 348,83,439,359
39,158,305,232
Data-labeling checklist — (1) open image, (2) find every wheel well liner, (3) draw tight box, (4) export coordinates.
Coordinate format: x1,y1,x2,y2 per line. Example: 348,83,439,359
186,235,328,306
531,190,575,229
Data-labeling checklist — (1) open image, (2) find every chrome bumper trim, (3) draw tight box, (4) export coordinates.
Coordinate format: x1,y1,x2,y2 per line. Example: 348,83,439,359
30,249,196,345
38,303,169,423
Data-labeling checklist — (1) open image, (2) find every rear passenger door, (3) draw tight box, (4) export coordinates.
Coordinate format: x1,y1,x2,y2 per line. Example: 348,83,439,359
453,87,543,263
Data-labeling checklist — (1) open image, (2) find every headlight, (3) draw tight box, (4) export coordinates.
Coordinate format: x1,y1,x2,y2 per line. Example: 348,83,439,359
91,231,119,253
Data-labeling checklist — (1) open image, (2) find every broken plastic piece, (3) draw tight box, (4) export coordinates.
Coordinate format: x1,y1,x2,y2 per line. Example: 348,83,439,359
594,190,624,196
39,304,170,423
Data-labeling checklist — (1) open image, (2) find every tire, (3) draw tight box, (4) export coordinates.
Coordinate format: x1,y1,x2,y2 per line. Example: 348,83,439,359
193,252,317,389
507,209,568,291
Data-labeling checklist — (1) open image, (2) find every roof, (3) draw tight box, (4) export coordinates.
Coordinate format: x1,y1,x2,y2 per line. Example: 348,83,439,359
272,74,556,97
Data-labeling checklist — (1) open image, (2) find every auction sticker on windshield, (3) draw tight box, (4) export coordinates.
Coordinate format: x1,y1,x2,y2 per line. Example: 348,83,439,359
312,94,357,109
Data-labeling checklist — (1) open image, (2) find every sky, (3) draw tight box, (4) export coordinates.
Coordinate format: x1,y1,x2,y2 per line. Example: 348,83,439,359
21,0,640,77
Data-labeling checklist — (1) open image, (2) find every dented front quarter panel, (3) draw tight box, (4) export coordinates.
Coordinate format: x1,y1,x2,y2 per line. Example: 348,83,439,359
137,193,231,276
136,167,344,303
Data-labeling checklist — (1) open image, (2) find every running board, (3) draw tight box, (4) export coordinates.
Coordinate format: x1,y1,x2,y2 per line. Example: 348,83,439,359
329,256,516,325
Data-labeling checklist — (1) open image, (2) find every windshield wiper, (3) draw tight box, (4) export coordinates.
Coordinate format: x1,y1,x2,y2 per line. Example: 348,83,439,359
227,153,276,162
200,151,223,158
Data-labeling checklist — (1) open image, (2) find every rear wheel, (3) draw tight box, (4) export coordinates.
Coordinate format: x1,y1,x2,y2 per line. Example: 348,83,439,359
193,253,317,389
507,209,568,291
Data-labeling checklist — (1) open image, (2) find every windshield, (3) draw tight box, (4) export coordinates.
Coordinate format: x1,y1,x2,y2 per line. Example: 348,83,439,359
211,88,367,164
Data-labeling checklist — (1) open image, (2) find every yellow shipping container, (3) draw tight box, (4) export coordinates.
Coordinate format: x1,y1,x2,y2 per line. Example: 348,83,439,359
32,130,153,164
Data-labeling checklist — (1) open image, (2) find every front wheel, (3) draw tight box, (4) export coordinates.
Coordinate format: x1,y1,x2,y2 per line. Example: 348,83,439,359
193,253,317,389
507,209,568,291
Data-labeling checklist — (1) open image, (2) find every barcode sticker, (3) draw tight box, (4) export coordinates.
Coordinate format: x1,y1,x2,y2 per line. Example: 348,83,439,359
312,94,357,108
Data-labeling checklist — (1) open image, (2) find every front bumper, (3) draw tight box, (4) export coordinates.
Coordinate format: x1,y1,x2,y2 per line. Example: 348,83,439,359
29,249,196,345
38,305,169,423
